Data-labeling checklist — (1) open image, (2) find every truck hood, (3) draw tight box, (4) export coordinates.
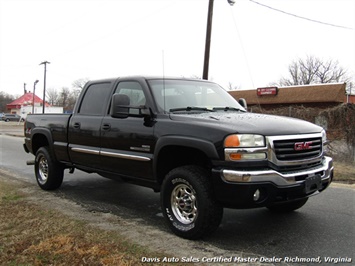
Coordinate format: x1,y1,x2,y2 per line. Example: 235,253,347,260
169,112,323,135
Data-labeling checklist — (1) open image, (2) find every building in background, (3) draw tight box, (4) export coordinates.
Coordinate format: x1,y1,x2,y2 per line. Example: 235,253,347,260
6,92,63,119
229,83,349,110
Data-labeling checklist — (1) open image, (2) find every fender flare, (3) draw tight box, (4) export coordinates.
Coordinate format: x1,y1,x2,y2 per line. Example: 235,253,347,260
30,127,54,155
153,135,220,178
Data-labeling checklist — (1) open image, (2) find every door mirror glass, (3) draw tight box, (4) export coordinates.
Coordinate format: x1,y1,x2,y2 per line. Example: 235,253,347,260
111,94,130,118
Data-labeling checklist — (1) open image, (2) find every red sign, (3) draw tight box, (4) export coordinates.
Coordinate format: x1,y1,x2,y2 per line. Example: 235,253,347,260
257,87,278,96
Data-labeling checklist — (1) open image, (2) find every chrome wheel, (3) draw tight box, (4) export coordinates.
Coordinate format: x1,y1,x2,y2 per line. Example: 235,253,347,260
38,156,49,185
35,147,64,190
161,166,223,239
171,183,198,224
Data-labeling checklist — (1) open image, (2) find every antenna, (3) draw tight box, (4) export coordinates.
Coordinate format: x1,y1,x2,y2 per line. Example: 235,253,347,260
162,50,165,78
162,50,166,113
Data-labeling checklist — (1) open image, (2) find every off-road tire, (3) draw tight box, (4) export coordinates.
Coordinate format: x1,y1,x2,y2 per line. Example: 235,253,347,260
267,198,309,213
35,146,64,190
161,165,223,239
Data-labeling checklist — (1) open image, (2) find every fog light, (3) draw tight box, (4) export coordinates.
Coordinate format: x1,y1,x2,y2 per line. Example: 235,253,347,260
253,189,260,202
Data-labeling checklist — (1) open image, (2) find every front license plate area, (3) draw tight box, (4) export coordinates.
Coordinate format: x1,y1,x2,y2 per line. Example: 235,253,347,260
304,175,322,194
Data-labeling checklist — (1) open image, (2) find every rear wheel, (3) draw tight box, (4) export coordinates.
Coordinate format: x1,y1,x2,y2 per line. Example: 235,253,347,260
35,147,64,190
161,166,223,239
267,198,309,213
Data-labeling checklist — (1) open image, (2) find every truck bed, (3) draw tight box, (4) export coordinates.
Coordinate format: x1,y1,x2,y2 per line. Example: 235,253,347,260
25,113,72,162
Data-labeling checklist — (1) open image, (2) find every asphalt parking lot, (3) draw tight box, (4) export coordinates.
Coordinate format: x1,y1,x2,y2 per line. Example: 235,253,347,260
0,121,24,137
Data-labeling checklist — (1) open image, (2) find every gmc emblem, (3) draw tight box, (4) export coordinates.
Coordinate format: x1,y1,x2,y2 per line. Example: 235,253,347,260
294,141,313,151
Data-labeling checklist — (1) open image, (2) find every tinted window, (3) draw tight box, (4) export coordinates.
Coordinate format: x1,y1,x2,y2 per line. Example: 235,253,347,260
79,82,112,115
114,81,146,115
148,79,245,112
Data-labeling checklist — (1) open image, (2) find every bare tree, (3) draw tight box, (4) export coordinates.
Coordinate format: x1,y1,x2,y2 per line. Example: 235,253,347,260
72,78,89,90
59,87,70,111
67,89,81,111
227,82,240,91
275,55,351,87
316,59,348,83
44,86,81,112
0,91,15,112
46,88,60,106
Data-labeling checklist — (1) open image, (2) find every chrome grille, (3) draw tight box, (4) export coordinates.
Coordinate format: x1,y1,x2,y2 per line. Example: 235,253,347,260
273,137,322,161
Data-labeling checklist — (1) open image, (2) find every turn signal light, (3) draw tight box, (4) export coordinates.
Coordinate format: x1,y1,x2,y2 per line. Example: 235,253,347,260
224,135,240,147
229,153,242,160
228,153,266,161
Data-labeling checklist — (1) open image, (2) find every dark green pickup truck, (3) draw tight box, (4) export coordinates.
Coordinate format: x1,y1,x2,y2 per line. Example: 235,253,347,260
24,76,333,239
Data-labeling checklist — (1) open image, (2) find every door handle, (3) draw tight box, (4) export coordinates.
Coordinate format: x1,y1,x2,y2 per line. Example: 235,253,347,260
102,123,111,131
73,122,81,129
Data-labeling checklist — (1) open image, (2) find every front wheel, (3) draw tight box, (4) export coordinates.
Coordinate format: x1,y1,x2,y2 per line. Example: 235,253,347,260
161,166,223,239
35,147,64,190
266,198,309,213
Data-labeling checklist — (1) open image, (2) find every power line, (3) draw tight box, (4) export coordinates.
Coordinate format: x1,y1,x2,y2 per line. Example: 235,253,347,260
229,8,255,89
249,0,354,30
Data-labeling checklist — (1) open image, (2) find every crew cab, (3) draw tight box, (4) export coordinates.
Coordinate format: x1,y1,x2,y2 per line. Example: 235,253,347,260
24,76,333,239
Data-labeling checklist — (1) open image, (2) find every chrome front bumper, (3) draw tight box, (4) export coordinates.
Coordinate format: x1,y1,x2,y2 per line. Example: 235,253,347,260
222,156,333,187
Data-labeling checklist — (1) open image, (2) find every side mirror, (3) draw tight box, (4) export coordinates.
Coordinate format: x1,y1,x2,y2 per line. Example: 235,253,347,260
111,93,152,119
238,98,247,109
111,94,130,118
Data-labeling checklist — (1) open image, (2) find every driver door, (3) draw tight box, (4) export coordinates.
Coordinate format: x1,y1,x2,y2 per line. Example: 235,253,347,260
100,81,155,180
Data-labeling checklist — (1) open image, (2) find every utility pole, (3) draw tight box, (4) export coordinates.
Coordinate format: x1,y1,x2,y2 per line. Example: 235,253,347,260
202,0,235,80
32,80,39,114
202,0,214,80
39,61,50,113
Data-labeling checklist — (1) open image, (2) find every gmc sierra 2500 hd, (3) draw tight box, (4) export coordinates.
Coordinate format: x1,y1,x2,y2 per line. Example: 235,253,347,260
24,76,333,239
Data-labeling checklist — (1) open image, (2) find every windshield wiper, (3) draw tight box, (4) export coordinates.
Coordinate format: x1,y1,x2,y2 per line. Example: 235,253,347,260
213,107,245,112
169,107,215,113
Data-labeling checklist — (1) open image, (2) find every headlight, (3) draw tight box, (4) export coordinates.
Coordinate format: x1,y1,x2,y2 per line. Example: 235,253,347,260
321,129,327,144
321,129,329,155
224,134,265,148
224,134,266,161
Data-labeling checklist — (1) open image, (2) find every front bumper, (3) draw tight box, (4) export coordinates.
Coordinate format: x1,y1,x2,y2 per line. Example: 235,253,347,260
222,156,333,187
212,156,333,208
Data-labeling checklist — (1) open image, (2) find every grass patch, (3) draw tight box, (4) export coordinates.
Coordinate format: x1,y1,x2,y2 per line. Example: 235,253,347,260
0,179,183,266
333,161,355,184
0,182,25,202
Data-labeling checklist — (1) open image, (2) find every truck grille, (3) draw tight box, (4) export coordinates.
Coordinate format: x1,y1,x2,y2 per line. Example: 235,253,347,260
273,137,322,161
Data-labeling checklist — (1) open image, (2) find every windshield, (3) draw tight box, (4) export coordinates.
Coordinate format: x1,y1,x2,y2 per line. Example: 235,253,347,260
148,79,246,113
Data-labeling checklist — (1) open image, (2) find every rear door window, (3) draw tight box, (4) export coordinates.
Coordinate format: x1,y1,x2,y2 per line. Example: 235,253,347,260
79,82,112,115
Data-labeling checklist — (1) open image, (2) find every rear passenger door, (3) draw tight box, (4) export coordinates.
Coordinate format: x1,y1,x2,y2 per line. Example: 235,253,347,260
100,80,155,180
68,81,113,169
